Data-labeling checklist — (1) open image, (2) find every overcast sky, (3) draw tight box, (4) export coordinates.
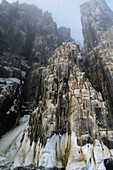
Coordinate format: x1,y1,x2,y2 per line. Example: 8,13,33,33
0,0,113,45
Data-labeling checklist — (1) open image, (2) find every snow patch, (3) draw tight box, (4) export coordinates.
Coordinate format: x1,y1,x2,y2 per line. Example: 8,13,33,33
21,71,26,78
4,66,12,72
0,78,20,84
0,118,29,155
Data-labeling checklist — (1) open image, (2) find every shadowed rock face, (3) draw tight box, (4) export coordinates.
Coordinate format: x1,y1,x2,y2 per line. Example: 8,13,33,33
0,1,72,63
81,0,113,114
13,165,62,170
0,0,73,137
104,159,113,170
58,27,73,45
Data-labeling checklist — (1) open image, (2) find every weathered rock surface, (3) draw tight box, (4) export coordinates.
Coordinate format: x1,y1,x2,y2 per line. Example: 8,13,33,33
81,0,113,53
81,0,113,114
0,42,113,170
0,0,72,137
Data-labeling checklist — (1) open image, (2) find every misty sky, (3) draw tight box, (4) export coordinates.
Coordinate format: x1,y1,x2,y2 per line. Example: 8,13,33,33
0,0,113,45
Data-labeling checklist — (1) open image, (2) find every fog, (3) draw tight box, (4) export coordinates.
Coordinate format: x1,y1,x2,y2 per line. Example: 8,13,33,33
0,0,113,45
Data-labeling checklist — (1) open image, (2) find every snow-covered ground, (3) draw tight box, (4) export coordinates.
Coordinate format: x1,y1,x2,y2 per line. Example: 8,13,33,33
0,115,29,166
0,128,111,170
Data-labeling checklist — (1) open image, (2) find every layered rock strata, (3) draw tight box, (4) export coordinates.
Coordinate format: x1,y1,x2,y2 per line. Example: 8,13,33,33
0,42,113,170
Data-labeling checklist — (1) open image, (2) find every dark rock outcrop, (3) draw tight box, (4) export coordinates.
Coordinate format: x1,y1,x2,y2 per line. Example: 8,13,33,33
104,159,113,170
0,52,27,137
0,77,20,137
13,164,62,170
58,27,73,45
21,62,43,115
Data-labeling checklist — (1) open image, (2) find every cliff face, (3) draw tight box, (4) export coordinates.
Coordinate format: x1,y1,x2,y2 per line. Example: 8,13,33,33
1,0,113,169
0,42,113,170
0,0,73,137
81,0,113,114
0,0,72,63
81,0,113,53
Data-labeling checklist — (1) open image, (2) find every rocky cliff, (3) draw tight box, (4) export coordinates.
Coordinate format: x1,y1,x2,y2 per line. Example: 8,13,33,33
0,0,73,137
81,0,113,115
0,0,113,170
0,42,113,170
81,0,113,53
